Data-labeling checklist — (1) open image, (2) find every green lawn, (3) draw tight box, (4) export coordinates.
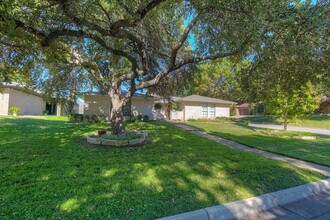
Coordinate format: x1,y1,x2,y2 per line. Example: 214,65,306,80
0,116,326,219
240,115,330,129
186,121,330,167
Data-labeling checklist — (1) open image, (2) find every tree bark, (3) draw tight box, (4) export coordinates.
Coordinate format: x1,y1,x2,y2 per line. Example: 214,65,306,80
67,78,76,115
283,111,288,131
109,90,125,135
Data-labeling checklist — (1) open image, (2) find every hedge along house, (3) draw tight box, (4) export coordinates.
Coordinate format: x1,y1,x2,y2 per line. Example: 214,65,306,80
0,84,80,116
83,92,166,120
168,95,236,121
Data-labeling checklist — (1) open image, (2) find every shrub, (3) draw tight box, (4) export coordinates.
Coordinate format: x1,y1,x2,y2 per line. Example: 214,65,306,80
98,119,108,126
230,117,237,122
137,114,143,121
125,115,136,122
43,110,49,115
9,106,20,115
69,113,84,122
83,115,90,123
154,103,162,110
98,115,106,121
187,118,197,122
142,115,149,121
91,115,98,123
256,103,265,115
215,116,228,120
68,114,74,121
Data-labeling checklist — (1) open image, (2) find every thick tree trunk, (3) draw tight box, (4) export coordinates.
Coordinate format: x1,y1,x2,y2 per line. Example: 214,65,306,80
283,111,288,131
67,79,76,115
109,90,125,135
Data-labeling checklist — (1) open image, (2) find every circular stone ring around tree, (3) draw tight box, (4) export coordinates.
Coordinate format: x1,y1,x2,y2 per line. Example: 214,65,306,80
86,130,148,147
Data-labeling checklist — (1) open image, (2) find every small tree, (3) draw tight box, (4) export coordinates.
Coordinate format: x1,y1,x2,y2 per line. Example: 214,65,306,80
267,82,320,130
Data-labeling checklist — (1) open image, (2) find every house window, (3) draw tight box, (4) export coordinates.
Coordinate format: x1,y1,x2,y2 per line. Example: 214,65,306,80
202,104,208,117
209,104,215,117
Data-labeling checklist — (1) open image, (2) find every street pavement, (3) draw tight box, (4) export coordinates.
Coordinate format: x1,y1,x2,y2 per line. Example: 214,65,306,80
248,123,330,136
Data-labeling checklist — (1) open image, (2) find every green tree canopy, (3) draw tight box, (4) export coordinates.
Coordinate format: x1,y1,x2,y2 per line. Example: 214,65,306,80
1,0,327,134
190,59,247,102
267,82,320,130
239,1,329,100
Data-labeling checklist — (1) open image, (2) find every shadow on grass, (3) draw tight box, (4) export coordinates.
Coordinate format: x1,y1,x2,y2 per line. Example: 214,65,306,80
238,115,282,125
0,117,325,219
306,115,330,121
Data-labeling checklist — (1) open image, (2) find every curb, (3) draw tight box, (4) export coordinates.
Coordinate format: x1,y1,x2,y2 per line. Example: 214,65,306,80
157,178,330,220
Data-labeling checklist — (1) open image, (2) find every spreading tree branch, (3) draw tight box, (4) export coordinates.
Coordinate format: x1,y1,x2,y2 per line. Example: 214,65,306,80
135,48,243,90
111,0,167,30
169,14,201,67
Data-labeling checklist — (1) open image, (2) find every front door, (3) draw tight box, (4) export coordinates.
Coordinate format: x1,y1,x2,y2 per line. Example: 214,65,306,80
46,103,57,115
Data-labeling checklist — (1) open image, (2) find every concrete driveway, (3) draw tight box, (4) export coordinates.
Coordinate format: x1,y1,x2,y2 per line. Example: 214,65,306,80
248,123,330,136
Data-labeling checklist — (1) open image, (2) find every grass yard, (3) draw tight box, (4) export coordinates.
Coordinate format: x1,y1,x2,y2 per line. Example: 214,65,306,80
240,115,330,129
186,121,330,167
0,116,326,219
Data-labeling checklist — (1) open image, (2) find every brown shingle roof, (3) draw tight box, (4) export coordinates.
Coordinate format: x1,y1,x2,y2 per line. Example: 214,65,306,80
173,95,236,104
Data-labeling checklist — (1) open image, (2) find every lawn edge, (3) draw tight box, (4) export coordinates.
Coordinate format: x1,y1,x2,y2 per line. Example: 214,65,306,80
184,122,330,168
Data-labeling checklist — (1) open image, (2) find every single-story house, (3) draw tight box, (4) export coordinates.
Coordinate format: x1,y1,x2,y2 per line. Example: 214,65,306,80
83,93,235,121
83,93,166,120
168,95,235,120
0,84,81,116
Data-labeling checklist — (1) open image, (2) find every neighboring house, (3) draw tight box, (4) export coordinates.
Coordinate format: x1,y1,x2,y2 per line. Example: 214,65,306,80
0,84,78,116
0,84,51,115
83,93,166,120
168,95,235,120
235,103,256,116
319,97,330,114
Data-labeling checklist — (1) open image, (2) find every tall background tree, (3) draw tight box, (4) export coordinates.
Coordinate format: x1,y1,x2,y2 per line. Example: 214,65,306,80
238,0,329,125
189,59,246,102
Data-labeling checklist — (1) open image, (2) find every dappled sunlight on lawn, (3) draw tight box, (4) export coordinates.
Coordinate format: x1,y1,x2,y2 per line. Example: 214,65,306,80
0,117,326,219
60,198,86,212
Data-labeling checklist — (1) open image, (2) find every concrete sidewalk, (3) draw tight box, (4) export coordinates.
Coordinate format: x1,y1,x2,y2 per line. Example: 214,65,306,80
162,122,330,220
248,123,330,136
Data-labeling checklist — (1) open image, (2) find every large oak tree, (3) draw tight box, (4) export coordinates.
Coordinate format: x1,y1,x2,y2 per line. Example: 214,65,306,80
0,0,296,134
